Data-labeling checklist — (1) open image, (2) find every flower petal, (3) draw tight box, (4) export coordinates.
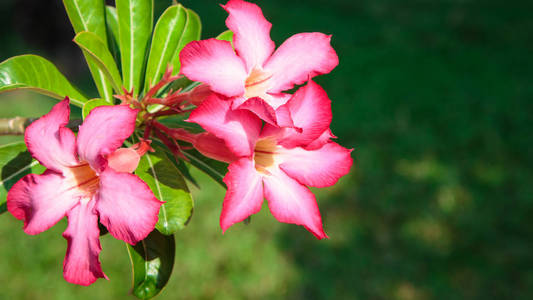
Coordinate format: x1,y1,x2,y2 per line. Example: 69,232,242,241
63,201,107,286
279,142,353,188
180,39,247,97
24,98,78,172
96,168,162,245
264,33,338,93
305,128,336,150
223,0,275,72
263,167,327,239
188,94,261,157
221,158,264,232
234,97,277,126
276,81,332,148
77,105,138,172
7,170,80,235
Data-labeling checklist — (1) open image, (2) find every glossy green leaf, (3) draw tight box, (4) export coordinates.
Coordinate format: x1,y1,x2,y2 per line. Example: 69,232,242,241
126,230,175,300
82,98,111,119
105,5,120,63
148,139,199,188
144,4,187,91
0,142,45,213
136,148,193,235
74,31,123,93
216,30,233,42
170,8,202,75
182,148,227,188
0,55,89,107
63,0,114,102
117,0,154,96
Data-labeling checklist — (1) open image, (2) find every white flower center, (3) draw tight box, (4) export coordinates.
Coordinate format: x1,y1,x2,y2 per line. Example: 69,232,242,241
244,68,272,100
65,163,99,198
253,138,281,174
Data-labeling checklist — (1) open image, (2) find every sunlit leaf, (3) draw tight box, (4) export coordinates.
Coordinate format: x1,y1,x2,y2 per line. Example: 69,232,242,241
0,142,45,214
136,148,194,235
74,31,123,93
0,55,89,107
116,0,153,96
63,0,114,102
105,5,120,63
144,4,187,91
126,230,175,300
170,8,201,75
216,30,233,42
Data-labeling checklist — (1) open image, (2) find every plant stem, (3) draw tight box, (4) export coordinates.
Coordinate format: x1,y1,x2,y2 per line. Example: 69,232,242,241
0,117,36,135
0,117,82,136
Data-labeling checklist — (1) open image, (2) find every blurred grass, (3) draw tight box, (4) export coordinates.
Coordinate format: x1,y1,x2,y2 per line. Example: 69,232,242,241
1,0,533,299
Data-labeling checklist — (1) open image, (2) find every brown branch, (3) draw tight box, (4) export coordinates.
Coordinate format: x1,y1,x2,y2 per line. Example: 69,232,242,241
0,117,36,135
0,117,82,136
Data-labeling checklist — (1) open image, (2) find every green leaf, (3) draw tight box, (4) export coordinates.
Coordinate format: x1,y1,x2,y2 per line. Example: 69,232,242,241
126,230,175,300
136,148,193,235
82,98,111,119
74,31,123,93
105,5,120,63
117,0,154,96
216,30,233,42
182,148,227,189
63,0,114,102
0,142,45,213
170,8,202,75
144,4,187,91
0,55,89,107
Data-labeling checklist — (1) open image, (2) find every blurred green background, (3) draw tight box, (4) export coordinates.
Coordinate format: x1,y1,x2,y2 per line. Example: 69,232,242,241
1,0,533,299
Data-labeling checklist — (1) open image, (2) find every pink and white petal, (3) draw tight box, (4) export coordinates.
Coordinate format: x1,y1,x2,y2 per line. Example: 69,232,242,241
274,104,296,129
263,167,327,239
7,170,81,235
188,94,261,157
221,158,264,232
96,168,162,245
63,201,107,286
193,133,239,163
276,81,332,148
180,39,247,97
265,92,291,110
259,123,285,140
264,33,339,93
279,142,353,188
231,93,289,111
223,0,275,72
77,105,138,172
305,128,336,150
24,98,78,172
234,97,277,126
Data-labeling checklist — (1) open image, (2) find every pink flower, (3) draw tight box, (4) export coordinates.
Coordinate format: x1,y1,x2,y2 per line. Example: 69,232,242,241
7,99,162,286
180,0,339,125
188,81,352,238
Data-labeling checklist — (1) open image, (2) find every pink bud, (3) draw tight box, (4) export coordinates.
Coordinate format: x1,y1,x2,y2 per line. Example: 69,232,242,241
107,148,141,173
193,133,238,163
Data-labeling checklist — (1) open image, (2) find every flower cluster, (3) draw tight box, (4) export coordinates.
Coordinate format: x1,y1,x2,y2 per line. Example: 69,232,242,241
5,0,352,287
180,0,353,239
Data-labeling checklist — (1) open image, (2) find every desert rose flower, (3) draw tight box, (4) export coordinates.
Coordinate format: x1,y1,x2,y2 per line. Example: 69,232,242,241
188,81,352,238
180,0,338,125
7,99,162,286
